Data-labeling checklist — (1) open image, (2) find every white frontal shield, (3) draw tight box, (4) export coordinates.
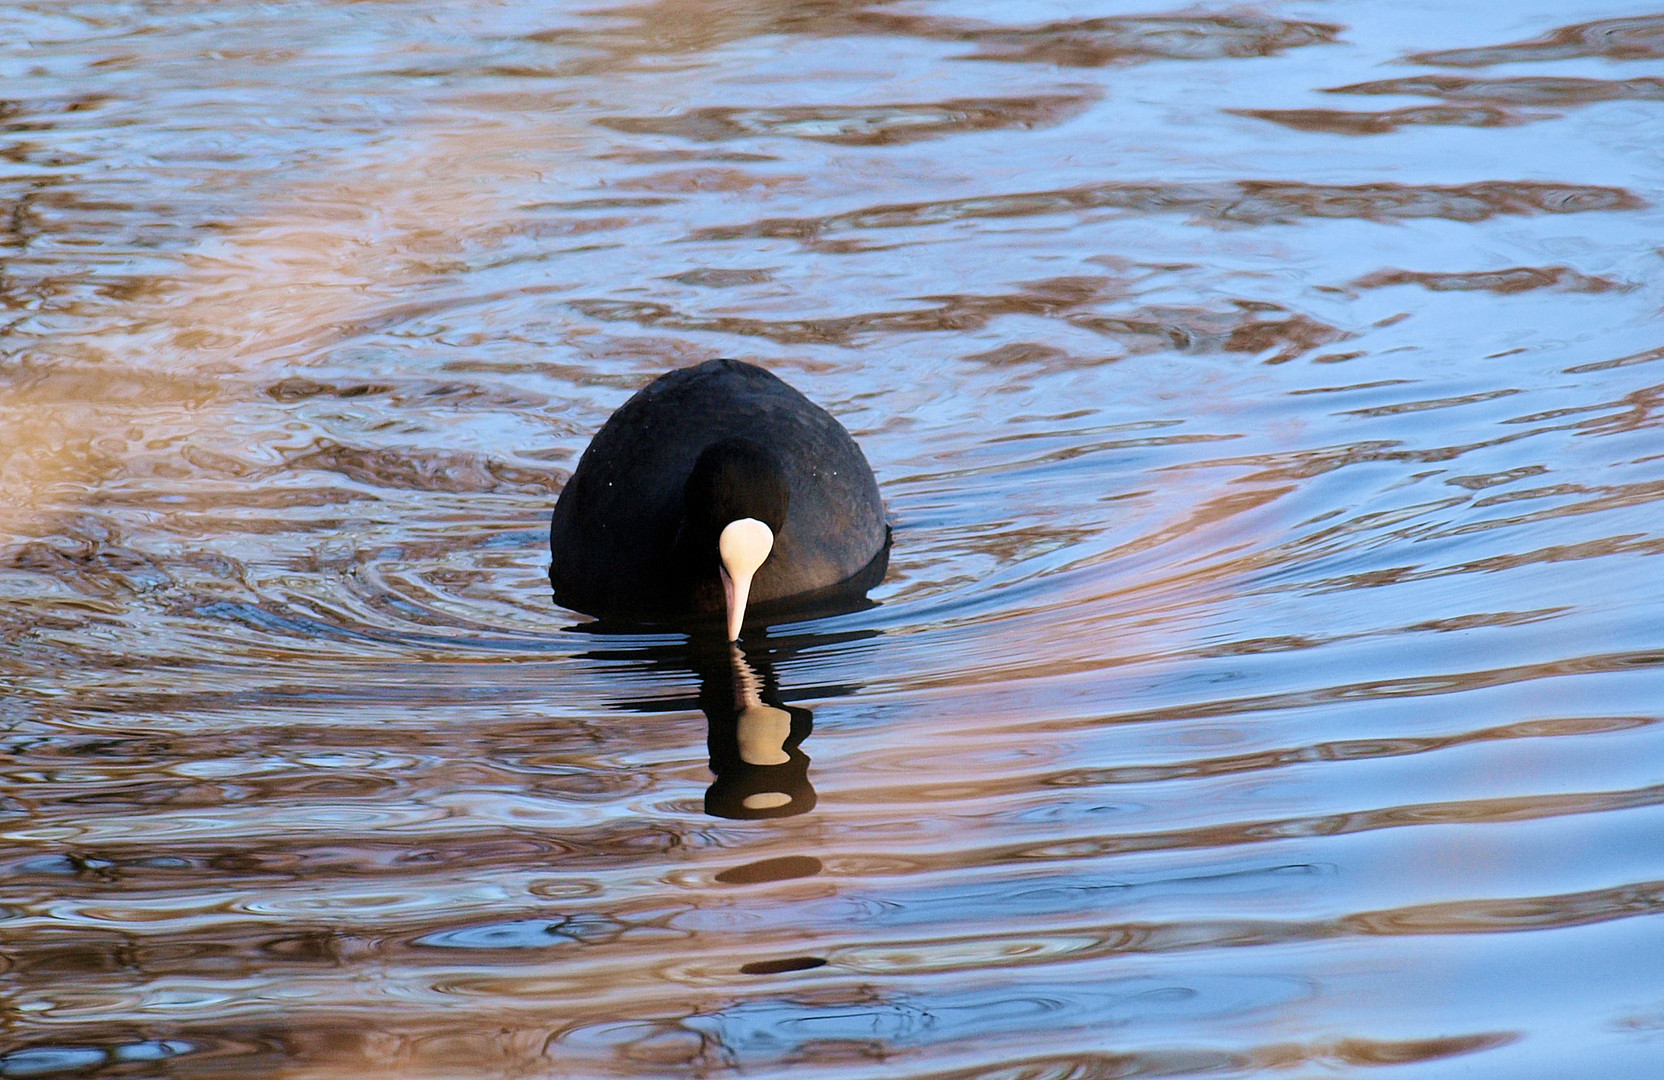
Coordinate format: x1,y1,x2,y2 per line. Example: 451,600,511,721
718,518,774,641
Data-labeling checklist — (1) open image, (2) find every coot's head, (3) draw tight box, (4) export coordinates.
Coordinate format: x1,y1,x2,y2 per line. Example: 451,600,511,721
682,438,788,640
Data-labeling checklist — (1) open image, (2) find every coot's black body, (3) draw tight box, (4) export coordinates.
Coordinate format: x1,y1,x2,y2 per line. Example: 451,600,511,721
549,359,888,627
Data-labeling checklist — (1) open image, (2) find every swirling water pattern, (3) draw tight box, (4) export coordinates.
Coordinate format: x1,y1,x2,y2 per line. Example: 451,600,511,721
3,1,1664,1076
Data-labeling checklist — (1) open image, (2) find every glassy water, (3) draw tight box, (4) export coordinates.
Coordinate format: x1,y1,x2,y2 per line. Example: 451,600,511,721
4,2,1664,1076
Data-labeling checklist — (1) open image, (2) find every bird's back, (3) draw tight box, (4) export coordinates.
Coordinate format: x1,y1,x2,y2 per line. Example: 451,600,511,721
550,359,886,617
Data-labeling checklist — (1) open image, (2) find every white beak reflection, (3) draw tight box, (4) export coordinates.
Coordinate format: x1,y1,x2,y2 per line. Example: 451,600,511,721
733,644,792,766
702,642,815,820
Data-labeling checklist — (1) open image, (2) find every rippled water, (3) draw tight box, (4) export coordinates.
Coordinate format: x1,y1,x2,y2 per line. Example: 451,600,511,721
5,1,1664,1076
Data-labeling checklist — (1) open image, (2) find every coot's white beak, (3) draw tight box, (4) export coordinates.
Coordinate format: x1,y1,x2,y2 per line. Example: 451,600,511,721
718,518,774,641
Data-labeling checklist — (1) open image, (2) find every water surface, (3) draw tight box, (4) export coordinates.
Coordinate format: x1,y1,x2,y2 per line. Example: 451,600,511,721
4,2,1664,1077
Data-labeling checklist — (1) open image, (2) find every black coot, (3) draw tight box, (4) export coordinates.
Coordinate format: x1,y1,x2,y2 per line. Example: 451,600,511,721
550,359,888,638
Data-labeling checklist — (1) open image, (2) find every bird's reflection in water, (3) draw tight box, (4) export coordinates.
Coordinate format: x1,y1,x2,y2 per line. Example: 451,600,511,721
702,643,815,819
573,621,877,821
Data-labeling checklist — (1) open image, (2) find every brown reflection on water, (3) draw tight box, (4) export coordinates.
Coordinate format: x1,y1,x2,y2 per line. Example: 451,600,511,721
597,93,1100,147
1234,105,1534,136
825,872,1664,977
1326,74,1664,106
1352,266,1629,295
521,4,1342,72
573,281,1348,361
4,115,581,548
518,0,898,69
8,1,1664,1077
1406,14,1664,67
574,276,1121,346
919,1034,1517,1080
892,11,1341,68
1253,69,1664,135
691,178,1641,245
843,715,1657,807
0,1023,1513,1080
0,366,221,537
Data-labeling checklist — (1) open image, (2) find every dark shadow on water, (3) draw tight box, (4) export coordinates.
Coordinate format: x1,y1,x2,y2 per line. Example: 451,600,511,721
700,642,816,819
569,622,882,821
